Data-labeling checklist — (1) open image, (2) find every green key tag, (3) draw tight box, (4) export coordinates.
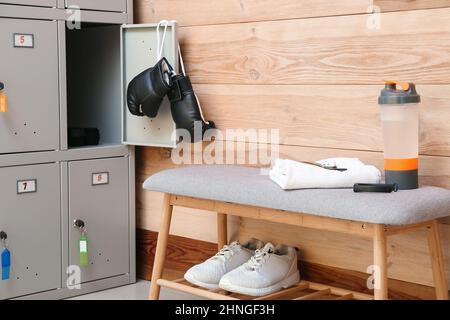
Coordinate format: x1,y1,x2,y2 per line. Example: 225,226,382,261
79,233,89,267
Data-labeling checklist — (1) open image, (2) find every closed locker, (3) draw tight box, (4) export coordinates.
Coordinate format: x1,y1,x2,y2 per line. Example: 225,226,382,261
65,0,127,12
0,18,59,154
0,1,56,6
68,157,129,284
0,163,61,299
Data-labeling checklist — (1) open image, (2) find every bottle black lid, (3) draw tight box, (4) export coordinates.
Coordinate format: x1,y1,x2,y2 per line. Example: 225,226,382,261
378,81,421,105
0,82,4,91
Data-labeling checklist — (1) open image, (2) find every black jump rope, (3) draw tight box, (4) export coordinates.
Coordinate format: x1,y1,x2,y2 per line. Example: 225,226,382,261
353,183,399,193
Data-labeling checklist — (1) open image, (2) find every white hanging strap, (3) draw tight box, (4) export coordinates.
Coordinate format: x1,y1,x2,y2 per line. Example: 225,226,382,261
195,92,209,125
178,43,186,76
177,43,209,125
156,20,169,61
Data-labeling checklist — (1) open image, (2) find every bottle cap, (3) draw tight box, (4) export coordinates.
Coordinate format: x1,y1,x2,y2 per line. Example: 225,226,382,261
378,81,421,105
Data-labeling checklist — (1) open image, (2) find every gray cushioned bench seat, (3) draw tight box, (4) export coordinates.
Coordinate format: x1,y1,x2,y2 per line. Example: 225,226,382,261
143,165,450,225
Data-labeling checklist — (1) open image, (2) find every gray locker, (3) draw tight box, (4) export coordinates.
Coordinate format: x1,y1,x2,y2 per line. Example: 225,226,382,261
0,0,56,6
0,163,61,299
0,0,138,299
0,18,60,154
65,0,127,12
68,157,129,284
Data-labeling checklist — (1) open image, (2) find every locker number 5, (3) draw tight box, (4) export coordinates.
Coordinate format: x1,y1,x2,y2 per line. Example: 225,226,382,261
17,179,37,194
13,34,34,48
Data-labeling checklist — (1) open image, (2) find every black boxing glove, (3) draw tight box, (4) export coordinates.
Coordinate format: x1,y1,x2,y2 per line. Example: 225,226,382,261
168,73,216,142
127,58,174,118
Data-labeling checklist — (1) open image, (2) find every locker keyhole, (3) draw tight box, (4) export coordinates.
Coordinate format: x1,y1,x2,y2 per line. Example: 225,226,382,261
73,219,85,230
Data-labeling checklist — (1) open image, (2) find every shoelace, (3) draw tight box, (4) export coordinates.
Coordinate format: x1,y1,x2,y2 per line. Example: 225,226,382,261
245,248,273,270
212,243,239,260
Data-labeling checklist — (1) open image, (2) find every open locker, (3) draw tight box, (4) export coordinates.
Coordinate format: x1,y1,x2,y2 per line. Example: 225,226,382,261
65,21,178,150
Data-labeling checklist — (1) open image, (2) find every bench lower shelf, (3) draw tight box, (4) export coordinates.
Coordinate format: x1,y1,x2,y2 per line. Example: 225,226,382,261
157,278,374,300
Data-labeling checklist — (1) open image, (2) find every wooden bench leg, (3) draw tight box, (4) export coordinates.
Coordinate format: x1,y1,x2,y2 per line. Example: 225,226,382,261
148,194,173,300
373,224,388,300
217,213,228,250
427,220,449,300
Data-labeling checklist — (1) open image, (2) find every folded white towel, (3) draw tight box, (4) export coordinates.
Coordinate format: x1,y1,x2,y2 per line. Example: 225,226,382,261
269,158,381,190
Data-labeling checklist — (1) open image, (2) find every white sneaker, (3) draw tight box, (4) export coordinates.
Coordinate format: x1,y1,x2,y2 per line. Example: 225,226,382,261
184,239,264,290
219,243,300,296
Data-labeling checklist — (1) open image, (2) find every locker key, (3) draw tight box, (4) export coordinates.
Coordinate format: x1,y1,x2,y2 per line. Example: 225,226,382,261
1,231,10,281
73,221,89,267
79,233,89,268
0,82,6,113
1,248,10,281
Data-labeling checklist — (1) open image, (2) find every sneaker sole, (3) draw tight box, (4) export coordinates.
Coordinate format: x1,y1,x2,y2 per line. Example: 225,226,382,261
219,271,300,297
184,271,220,290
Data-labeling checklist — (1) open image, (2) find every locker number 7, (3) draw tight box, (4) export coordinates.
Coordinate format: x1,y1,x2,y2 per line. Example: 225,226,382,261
17,179,37,194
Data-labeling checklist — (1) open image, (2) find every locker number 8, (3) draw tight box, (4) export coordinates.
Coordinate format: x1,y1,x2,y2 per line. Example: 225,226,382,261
92,172,109,186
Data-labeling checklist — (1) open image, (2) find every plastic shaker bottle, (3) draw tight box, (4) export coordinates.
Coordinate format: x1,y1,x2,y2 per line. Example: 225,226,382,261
378,81,421,190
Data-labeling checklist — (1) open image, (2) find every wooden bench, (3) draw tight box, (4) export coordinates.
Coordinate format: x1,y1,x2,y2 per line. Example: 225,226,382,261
144,165,450,300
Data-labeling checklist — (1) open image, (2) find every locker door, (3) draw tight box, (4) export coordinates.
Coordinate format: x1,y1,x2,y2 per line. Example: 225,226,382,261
121,22,178,148
0,1,56,6
0,163,61,299
0,18,59,154
65,0,127,12
68,157,129,284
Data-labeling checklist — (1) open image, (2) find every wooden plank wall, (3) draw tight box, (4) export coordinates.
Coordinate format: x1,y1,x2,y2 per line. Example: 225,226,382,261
134,0,450,297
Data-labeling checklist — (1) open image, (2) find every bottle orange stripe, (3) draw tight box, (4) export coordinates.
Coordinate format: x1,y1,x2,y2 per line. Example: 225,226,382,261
385,158,418,171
